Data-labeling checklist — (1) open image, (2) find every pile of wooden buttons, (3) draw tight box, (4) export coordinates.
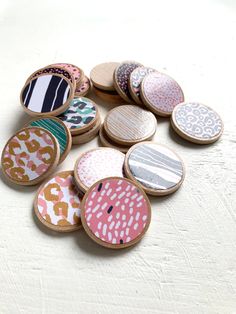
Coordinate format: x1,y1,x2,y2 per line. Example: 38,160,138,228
1,60,224,250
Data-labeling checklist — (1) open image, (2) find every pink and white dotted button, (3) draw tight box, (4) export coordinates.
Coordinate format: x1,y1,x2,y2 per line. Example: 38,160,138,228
81,177,151,249
140,72,184,117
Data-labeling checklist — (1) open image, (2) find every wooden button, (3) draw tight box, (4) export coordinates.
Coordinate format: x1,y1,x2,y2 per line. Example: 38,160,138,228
99,124,129,153
25,116,72,163
58,97,99,135
104,105,157,145
20,73,75,116
72,116,101,145
80,177,151,249
75,75,91,97
140,72,184,116
93,86,126,104
171,102,224,144
52,63,84,86
74,148,125,192
90,62,120,91
1,127,60,185
34,171,83,232
124,142,185,196
113,61,143,102
128,67,156,105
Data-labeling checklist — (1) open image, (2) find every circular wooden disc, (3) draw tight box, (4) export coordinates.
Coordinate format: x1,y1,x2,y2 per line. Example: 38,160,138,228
51,63,84,86
58,97,99,135
124,142,185,196
25,116,72,163
113,61,143,102
140,72,184,117
171,102,224,144
80,177,151,249
99,124,129,153
34,171,83,232
20,73,75,117
74,148,125,193
71,116,101,145
104,105,157,145
93,86,126,104
128,67,157,105
74,75,91,97
1,127,60,185
90,62,120,91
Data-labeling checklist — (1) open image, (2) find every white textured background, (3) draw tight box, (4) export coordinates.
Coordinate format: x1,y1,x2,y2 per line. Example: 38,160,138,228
0,1,236,313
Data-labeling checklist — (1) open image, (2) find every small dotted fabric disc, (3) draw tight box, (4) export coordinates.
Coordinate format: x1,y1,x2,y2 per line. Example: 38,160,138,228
21,74,74,116
171,102,223,144
1,127,60,185
72,116,101,145
99,124,129,153
104,105,157,145
74,148,125,192
75,76,91,97
128,67,156,105
113,61,143,102
58,97,99,135
26,116,72,163
52,63,84,86
124,142,185,196
81,177,151,249
90,62,120,91
141,72,184,116
34,171,83,232
30,66,75,86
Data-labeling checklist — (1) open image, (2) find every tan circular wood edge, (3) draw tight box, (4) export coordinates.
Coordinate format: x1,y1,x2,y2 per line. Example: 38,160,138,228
99,124,129,153
71,115,101,145
90,62,120,91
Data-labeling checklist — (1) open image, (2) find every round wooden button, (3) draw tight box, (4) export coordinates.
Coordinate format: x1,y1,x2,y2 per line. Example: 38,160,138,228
113,61,143,102
171,102,224,144
74,148,125,192
72,116,101,145
81,177,151,249
90,62,120,91
124,142,185,196
128,67,156,105
34,171,83,232
140,72,184,116
93,86,126,104
52,63,84,86
99,124,129,153
1,127,60,185
104,105,157,145
25,116,72,163
58,97,99,135
75,75,91,97
20,73,75,116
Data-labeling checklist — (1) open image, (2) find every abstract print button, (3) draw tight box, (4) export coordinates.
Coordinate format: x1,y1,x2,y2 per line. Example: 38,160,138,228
74,148,125,192
20,74,74,116
27,116,72,163
125,142,185,196
34,171,83,232
141,72,184,116
52,63,84,85
113,61,143,102
59,97,98,135
104,105,157,145
74,76,91,97
81,177,151,249
1,127,60,185
171,102,223,144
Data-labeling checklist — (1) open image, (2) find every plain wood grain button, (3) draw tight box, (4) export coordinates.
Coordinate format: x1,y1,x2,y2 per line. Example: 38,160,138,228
124,142,185,196
1,127,60,185
74,148,125,192
140,72,184,116
171,102,224,144
90,62,120,91
80,177,151,249
34,171,83,232
104,105,157,146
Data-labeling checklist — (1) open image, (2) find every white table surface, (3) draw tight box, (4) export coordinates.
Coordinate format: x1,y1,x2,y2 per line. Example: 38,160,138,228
0,1,235,313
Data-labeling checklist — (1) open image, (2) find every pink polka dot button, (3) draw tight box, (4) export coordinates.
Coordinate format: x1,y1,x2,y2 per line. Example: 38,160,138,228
140,72,184,117
81,177,151,249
